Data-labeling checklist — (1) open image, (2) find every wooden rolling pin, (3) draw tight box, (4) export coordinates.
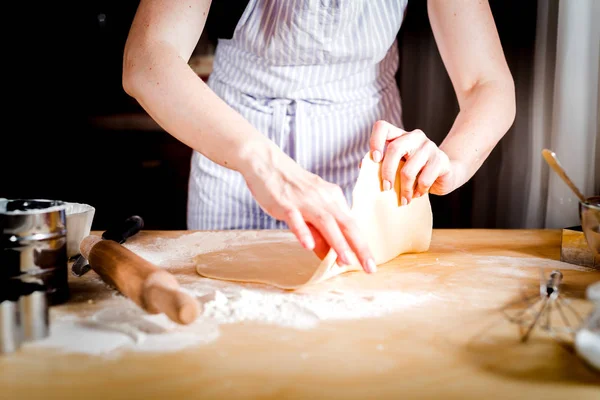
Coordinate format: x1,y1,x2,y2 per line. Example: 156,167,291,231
80,235,200,325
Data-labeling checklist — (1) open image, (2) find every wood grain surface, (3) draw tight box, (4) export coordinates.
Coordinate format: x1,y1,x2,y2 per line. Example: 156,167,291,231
1,229,599,399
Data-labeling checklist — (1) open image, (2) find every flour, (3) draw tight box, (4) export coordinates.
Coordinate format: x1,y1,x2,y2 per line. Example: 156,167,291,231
26,303,220,356
32,318,132,356
196,284,430,330
26,279,429,356
475,256,595,271
123,231,291,267
23,233,596,357
24,232,431,357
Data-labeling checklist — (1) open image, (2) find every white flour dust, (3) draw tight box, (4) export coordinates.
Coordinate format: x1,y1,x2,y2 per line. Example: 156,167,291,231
122,231,291,267
188,280,430,330
25,232,431,357
28,307,220,356
475,256,595,272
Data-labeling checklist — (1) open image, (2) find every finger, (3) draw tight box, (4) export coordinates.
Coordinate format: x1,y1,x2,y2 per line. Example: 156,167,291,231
334,209,376,274
415,156,442,197
285,208,316,251
307,223,330,260
419,151,452,197
381,130,426,192
400,141,433,203
328,188,364,268
369,120,407,163
307,211,355,266
329,192,376,274
430,169,454,196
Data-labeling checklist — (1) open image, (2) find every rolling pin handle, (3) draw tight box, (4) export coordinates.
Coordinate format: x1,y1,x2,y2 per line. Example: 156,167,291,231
80,235,103,259
144,285,200,325
143,271,200,325
79,236,199,325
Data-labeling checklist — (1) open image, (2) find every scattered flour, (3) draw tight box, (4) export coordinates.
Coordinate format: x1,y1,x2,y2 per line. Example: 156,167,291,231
26,304,220,356
26,281,429,356
24,232,432,357
195,285,430,330
475,266,531,278
474,256,595,272
123,231,291,267
23,233,596,357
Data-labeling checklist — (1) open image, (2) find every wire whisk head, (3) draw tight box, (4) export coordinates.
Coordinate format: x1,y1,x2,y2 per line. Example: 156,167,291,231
503,269,583,343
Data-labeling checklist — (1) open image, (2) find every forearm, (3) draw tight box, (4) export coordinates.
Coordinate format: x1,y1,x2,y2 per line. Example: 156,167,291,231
439,79,516,190
122,42,278,174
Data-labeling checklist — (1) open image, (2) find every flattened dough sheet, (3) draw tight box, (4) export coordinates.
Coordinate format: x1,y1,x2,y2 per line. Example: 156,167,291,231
195,152,433,289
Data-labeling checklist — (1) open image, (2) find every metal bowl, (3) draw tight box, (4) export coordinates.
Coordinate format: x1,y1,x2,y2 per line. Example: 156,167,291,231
64,202,95,259
580,196,600,257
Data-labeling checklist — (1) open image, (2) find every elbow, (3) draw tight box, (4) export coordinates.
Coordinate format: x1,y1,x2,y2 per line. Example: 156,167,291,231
503,73,517,132
122,70,135,99
122,48,144,99
478,71,516,134
122,64,138,100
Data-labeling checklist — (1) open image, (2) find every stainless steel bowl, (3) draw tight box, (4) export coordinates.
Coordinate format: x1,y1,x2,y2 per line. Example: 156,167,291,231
580,196,600,257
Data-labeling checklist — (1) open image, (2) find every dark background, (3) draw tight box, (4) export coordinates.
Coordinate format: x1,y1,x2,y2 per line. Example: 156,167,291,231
1,0,537,231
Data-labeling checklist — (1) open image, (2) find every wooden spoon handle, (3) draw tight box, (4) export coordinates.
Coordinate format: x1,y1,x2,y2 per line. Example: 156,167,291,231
542,149,587,203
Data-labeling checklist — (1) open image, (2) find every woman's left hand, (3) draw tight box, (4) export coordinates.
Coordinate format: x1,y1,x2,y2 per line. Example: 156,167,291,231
368,120,458,204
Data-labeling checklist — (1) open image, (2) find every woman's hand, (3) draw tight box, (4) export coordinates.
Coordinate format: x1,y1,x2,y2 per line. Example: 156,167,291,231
369,120,459,203
242,148,376,274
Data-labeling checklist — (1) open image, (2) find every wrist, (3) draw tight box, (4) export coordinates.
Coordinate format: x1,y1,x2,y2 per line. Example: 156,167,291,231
234,137,286,183
447,159,469,191
438,143,470,191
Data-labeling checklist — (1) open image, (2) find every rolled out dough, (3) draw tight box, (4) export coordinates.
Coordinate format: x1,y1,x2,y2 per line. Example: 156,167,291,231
195,152,433,289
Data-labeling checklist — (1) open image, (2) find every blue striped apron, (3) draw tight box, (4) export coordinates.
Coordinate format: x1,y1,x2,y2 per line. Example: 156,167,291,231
188,0,409,230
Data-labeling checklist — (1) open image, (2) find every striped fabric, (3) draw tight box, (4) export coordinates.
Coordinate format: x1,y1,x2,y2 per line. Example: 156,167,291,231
188,0,409,230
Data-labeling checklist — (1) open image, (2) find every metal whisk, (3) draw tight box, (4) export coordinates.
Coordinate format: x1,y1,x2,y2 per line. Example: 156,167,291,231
502,269,584,342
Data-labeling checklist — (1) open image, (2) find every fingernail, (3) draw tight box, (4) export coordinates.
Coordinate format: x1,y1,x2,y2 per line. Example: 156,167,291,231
414,192,421,198
383,180,391,191
366,258,377,274
303,235,315,250
401,197,408,206
372,150,382,163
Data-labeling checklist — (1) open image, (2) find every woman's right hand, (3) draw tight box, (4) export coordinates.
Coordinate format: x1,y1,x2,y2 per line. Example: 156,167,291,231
241,147,376,274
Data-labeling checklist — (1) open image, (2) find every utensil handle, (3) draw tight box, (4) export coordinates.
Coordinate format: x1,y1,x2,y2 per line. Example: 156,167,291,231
80,236,199,325
542,149,587,203
143,271,199,325
102,215,145,243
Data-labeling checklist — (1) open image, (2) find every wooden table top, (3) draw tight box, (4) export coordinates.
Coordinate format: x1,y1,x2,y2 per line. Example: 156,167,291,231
2,229,599,399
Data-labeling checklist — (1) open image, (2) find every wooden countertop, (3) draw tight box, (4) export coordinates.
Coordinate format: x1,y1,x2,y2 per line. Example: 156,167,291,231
2,229,599,399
